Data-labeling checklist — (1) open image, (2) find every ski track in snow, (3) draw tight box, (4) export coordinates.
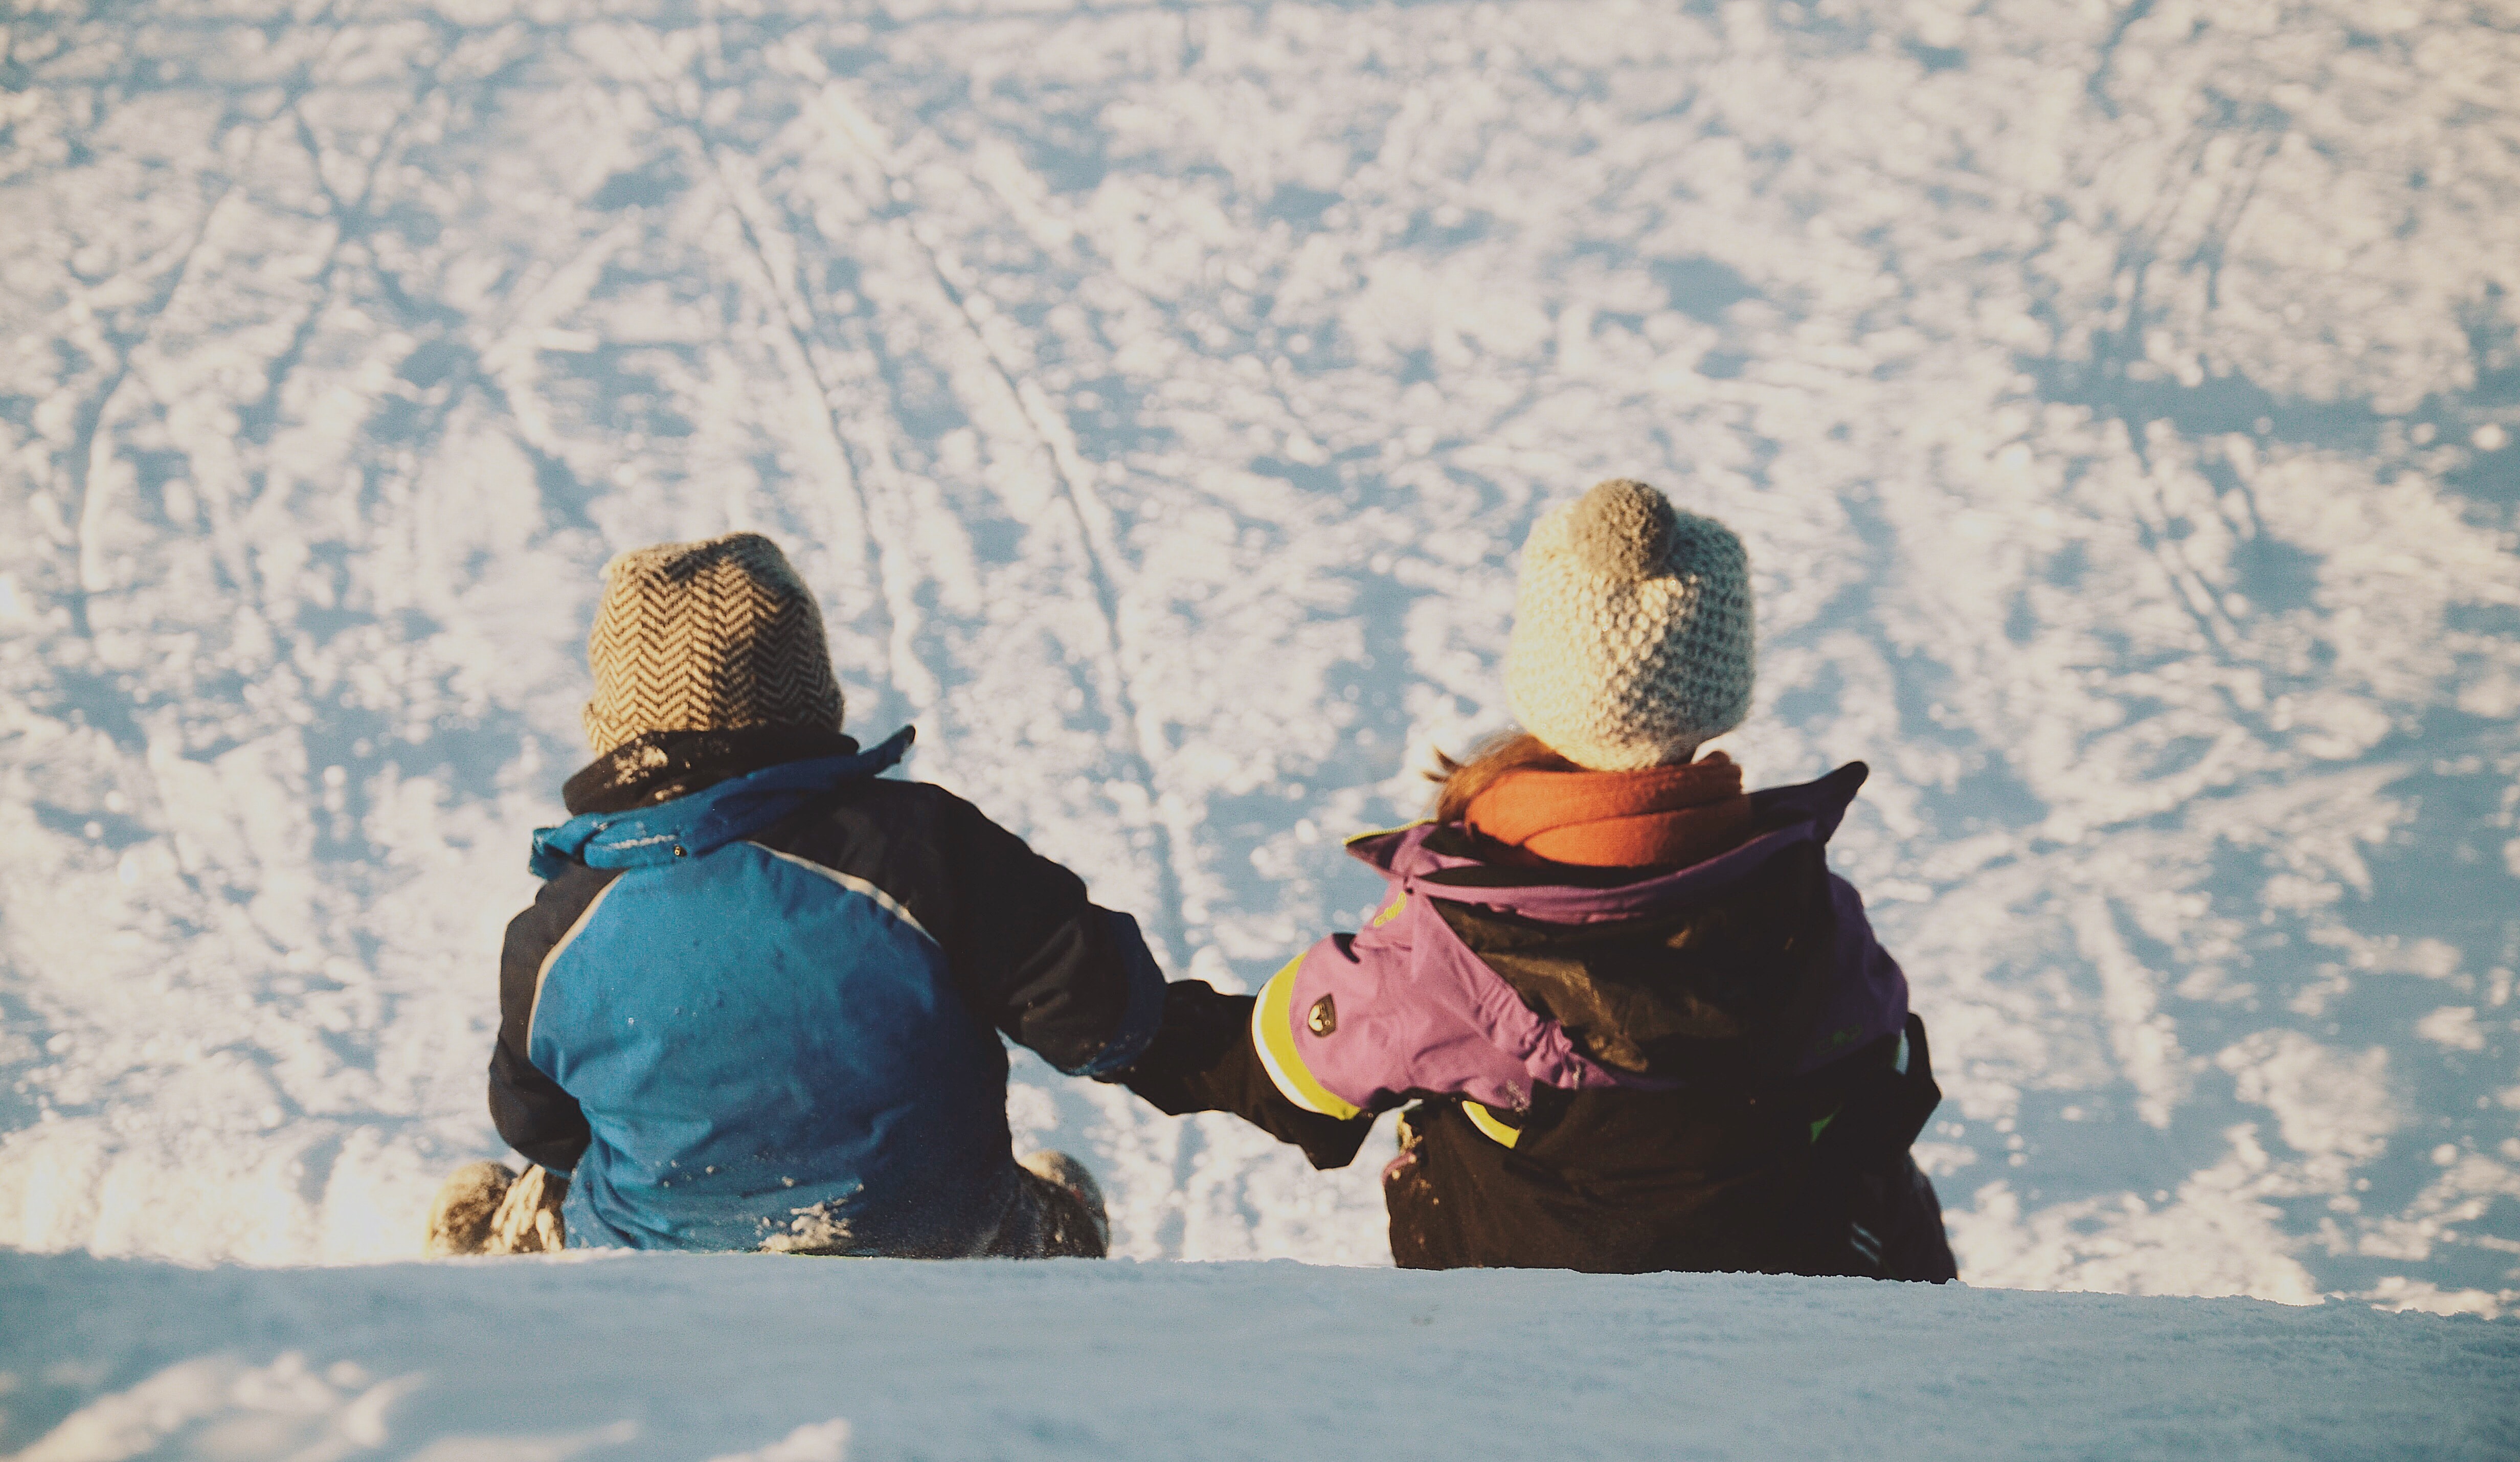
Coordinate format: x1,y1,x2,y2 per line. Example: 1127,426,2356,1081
2,0,2517,1314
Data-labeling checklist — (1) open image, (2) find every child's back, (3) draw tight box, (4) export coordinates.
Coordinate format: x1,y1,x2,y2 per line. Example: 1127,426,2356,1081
1319,755,1949,1276
1128,481,1957,1278
437,534,1156,1258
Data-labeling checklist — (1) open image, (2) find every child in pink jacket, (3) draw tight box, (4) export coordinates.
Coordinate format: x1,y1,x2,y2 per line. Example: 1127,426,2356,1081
1121,481,1956,1276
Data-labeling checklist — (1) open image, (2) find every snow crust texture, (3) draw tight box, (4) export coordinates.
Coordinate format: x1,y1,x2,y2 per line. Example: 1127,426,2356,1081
3,1250,2516,1461
3,0,2518,1314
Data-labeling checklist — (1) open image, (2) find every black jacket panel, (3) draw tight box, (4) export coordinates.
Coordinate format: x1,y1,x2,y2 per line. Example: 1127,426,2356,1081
751,778,1150,1074
1430,839,1838,1086
1384,1014,1954,1278
489,864,618,1171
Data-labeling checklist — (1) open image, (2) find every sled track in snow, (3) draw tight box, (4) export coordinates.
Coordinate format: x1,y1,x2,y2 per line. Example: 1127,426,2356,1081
745,52,1201,971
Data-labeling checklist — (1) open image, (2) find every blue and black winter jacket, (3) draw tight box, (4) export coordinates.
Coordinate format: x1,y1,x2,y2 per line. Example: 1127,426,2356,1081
490,725,1163,1255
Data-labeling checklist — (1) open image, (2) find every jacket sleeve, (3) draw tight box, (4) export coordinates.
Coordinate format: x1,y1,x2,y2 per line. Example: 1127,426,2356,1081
487,871,606,1173
929,796,1164,1077
1114,980,1376,1170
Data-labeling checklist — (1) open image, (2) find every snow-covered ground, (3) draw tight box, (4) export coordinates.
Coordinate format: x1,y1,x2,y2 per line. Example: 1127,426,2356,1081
4,0,2518,1363
4,1248,2515,1460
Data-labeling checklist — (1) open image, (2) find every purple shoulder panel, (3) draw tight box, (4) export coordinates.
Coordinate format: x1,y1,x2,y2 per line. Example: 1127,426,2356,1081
1280,884,1650,1114
1353,761,1874,928
1795,874,1909,1072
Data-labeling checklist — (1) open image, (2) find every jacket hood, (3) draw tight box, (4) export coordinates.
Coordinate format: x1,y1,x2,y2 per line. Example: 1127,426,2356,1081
1320,760,1897,1089
1256,761,1904,1116
530,726,914,879
1349,761,1869,918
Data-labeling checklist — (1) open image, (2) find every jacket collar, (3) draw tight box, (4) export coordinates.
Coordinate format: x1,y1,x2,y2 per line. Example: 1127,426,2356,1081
530,726,914,879
564,723,863,815
1348,761,1870,921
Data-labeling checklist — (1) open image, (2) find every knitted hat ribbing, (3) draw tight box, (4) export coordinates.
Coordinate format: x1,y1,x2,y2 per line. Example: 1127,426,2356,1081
582,532,844,753
1504,480,1753,771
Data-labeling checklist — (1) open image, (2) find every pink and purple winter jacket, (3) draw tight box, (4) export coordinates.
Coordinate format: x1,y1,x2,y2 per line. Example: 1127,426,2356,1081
1250,762,1910,1121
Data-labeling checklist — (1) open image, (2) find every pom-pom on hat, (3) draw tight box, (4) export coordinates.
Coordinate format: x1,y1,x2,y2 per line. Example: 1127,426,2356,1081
1504,479,1754,771
581,532,845,754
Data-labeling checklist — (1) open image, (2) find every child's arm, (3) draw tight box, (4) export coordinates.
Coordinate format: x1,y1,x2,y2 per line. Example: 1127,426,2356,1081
911,789,1376,1166
919,793,1167,1078
1111,980,1376,1169
487,874,600,1173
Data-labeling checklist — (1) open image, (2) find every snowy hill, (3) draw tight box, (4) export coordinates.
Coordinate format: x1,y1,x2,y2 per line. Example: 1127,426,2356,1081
4,1249,2515,1460
3,0,2518,1354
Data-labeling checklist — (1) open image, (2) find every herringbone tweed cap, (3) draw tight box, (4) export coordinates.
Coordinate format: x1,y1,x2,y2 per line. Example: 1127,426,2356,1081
1505,479,1754,771
582,532,844,753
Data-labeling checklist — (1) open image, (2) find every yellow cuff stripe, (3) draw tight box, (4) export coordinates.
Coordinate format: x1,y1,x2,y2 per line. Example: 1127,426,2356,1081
1251,955,1364,1121
1462,1099,1522,1149
1341,820,1430,847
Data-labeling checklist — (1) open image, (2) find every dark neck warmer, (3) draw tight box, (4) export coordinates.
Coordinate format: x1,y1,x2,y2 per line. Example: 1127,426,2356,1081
563,724,860,815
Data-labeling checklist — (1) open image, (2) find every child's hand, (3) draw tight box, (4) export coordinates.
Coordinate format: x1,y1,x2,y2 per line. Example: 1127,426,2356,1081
488,1164,567,1253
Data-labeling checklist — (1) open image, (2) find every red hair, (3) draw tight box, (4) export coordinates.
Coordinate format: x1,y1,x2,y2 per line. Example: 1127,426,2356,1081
1426,730,1576,825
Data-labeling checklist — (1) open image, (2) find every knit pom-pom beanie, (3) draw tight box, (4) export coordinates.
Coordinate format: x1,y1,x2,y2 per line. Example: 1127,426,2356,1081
581,532,844,753
1504,479,1754,771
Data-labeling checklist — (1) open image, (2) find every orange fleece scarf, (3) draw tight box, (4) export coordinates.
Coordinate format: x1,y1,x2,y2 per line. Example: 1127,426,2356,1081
1464,752,1755,869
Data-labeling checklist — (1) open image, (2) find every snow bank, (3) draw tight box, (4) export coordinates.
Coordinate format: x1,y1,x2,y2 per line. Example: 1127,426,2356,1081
3,1250,2513,1461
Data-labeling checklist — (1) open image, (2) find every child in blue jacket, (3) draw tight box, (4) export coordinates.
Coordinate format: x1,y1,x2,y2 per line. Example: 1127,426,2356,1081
425,533,1161,1257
